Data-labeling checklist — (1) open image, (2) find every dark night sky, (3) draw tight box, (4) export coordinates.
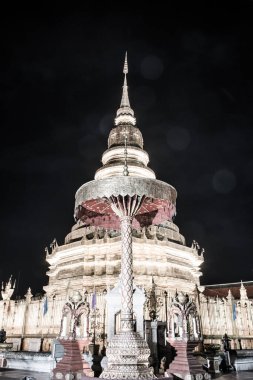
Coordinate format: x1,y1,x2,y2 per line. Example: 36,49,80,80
1,5,253,297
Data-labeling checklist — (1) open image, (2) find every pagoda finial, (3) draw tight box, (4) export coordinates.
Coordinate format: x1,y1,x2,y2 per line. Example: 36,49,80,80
115,52,136,126
123,51,128,75
120,52,130,108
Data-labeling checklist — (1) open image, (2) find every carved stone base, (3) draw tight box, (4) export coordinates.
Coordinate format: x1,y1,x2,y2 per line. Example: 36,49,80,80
51,339,90,380
99,331,155,379
166,340,210,380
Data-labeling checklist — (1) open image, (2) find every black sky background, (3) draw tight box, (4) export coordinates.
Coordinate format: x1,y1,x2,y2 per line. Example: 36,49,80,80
1,5,253,297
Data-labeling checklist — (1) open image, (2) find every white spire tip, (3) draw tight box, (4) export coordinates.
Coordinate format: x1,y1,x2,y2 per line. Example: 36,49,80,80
123,52,128,74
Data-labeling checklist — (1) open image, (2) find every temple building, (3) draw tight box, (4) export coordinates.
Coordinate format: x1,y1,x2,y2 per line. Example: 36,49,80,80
0,55,253,371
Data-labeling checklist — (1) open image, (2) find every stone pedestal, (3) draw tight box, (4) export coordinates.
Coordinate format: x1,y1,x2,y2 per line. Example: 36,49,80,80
206,354,222,374
99,331,154,379
166,340,210,380
52,339,90,380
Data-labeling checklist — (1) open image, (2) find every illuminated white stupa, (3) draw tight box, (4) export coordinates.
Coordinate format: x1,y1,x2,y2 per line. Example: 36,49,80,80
1,54,252,376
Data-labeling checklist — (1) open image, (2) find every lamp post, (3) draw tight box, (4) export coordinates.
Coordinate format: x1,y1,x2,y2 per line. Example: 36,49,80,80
164,291,168,341
102,289,107,353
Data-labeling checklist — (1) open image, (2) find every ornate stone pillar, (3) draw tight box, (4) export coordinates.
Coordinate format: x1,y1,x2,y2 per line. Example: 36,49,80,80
119,216,134,332
100,195,154,379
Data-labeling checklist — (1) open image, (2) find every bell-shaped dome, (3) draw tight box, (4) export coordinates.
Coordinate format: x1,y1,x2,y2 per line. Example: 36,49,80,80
108,124,143,149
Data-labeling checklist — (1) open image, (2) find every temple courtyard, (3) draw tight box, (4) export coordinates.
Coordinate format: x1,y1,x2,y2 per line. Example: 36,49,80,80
0,368,252,380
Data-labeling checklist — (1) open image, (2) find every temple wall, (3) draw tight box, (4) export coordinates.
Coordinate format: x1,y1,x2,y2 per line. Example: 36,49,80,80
199,293,253,349
1,285,253,352
0,296,66,341
0,291,108,352
0,300,26,335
